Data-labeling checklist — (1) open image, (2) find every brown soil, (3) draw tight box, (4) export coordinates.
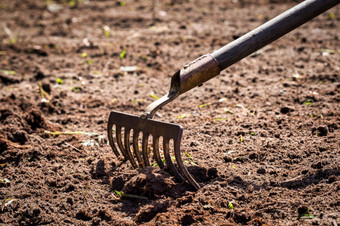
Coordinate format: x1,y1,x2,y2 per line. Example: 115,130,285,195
0,0,339,225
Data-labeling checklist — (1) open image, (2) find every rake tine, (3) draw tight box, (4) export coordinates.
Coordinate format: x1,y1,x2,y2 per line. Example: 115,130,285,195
141,133,150,167
174,140,200,190
132,130,145,168
124,128,138,168
107,121,120,157
152,136,164,168
115,126,128,160
163,138,184,182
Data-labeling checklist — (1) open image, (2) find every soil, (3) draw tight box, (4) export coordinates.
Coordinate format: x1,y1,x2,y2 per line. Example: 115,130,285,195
0,0,339,225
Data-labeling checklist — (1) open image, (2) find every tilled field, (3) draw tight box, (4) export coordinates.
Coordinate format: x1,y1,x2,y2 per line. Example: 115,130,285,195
0,0,339,225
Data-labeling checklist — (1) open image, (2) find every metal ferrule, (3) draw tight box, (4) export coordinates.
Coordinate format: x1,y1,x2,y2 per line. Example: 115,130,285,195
143,54,220,119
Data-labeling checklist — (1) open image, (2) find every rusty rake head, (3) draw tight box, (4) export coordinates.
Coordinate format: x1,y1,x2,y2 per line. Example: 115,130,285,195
107,110,200,190
107,56,221,191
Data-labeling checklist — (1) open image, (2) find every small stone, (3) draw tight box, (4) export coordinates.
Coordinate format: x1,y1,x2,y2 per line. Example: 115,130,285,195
249,153,258,160
67,197,73,205
312,126,328,136
208,168,218,179
280,106,294,114
257,167,266,174
223,156,232,163
298,206,309,215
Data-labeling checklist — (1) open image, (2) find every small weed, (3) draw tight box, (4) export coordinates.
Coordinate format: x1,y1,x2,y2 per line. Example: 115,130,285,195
103,25,111,38
298,213,315,219
2,24,20,44
71,86,82,92
185,152,192,158
56,78,63,84
199,102,211,108
0,70,16,75
177,114,190,119
228,202,234,210
132,99,143,104
224,108,233,114
69,0,76,7
120,49,126,59
304,99,313,106
113,190,148,200
215,118,228,121
150,93,159,100
44,130,99,136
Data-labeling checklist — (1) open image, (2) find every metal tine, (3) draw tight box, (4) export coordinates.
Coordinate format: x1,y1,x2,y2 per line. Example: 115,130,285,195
107,122,120,157
132,130,145,168
115,126,128,159
141,133,150,167
123,128,138,168
152,136,164,169
174,140,200,190
163,138,184,182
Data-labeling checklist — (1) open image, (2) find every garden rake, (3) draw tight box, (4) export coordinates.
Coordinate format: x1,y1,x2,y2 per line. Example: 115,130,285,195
108,0,339,190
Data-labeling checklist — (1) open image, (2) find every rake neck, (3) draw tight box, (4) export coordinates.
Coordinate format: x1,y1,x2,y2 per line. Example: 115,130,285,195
142,90,179,119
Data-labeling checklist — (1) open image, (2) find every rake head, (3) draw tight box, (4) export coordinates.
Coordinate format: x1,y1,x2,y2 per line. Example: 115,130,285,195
107,55,221,191
107,110,200,190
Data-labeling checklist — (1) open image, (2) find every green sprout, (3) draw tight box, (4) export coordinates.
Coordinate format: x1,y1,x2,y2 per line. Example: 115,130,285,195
114,190,147,200
69,0,76,7
215,118,228,122
0,70,16,75
56,78,63,84
2,24,18,44
299,213,315,219
304,99,313,106
177,114,190,119
150,93,159,100
44,130,99,136
228,202,234,210
103,25,111,38
81,52,88,58
199,102,211,108
71,86,82,92
120,49,126,59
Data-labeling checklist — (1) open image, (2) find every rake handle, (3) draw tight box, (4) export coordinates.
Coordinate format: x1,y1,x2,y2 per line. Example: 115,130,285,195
173,0,339,95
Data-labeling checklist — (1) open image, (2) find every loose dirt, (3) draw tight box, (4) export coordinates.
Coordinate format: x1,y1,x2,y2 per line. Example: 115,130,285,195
0,0,339,225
